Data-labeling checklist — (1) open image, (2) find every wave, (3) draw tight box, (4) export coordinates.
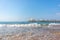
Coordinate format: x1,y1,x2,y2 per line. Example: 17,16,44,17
0,23,41,27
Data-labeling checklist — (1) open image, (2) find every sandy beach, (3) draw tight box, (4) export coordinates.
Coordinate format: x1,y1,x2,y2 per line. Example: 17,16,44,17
0,27,60,40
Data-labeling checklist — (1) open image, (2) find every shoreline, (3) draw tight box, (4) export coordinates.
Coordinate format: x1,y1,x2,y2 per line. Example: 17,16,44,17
0,27,60,40
0,23,60,27
0,23,60,40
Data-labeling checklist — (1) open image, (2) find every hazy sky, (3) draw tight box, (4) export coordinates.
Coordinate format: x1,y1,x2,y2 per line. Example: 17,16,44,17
0,0,60,21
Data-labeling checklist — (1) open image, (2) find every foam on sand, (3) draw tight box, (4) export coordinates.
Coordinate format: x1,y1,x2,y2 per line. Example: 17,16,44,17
48,23,60,29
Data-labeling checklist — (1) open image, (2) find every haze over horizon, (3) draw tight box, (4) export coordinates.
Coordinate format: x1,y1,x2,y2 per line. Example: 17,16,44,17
0,0,60,21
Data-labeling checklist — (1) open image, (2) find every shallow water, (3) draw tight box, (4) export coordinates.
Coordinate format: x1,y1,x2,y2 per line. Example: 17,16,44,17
0,26,60,40
0,27,50,35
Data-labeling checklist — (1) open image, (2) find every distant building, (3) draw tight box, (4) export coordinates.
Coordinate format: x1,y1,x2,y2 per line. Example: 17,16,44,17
28,18,60,22
28,18,36,22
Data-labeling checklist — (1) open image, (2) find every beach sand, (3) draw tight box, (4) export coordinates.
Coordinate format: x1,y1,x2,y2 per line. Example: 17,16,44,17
0,28,60,40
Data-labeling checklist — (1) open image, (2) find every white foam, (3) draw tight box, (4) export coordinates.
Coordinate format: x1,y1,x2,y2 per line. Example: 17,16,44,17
0,24,6,27
48,23,60,29
0,23,41,27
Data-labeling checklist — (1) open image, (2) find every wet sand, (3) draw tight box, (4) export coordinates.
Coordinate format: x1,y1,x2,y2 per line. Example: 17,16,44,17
0,27,60,40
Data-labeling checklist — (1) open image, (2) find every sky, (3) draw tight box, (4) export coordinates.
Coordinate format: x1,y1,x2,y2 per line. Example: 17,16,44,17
0,0,60,21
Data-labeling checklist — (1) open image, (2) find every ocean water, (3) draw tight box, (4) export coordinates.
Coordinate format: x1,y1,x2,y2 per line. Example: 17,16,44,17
0,27,44,35
0,21,60,24
0,22,60,35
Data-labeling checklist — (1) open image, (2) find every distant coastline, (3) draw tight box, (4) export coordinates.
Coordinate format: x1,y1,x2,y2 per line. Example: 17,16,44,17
28,18,60,22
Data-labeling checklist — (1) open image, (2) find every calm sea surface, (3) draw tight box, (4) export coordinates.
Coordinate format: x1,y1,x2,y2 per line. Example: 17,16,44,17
0,21,60,24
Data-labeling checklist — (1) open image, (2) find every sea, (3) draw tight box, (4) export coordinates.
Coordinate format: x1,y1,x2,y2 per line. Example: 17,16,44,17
0,21,60,24
0,21,60,35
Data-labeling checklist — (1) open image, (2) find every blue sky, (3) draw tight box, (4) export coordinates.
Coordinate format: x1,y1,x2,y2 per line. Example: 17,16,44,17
0,0,60,21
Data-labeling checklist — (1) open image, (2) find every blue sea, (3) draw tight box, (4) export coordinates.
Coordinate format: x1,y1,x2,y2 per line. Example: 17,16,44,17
0,21,60,24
